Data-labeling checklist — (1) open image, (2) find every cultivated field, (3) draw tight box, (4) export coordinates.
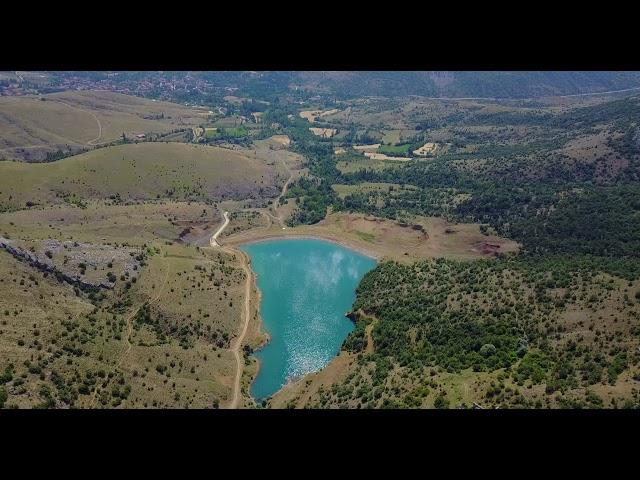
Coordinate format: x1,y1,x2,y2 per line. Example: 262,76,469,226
299,109,341,123
413,142,439,156
332,182,418,199
363,151,411,161
309,127,337,138
337,158,400,173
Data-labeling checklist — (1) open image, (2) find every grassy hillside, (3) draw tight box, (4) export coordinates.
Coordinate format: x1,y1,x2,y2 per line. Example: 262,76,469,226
0,90,206,161
0,142,279,210
0,242,247,409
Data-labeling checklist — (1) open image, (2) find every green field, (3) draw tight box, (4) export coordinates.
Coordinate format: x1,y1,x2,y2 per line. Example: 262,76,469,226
205,126,249,140
336,156,402,174
332,183,416,199
377,143,413,155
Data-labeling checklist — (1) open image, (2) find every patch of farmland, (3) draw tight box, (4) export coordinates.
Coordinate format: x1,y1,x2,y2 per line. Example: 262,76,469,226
377,143,413,155
309,127,337,138
353,144,381,151
332,182,417,199
364,151,412,161
336,157,401,174
413,142,439,156
299,108,341,123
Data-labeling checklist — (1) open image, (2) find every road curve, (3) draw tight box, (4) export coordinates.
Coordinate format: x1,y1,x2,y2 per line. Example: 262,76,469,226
272,160,293,229
52,100,105,146
205,209,252,408
210,211,230,247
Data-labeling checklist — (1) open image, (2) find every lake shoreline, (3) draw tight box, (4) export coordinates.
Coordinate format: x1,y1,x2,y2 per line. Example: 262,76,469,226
230,233,380,261
240,238,377,401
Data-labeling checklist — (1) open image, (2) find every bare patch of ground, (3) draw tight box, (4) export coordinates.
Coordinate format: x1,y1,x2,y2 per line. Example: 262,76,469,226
309,127,337,138
353,144,381,151
224,212,519,263
364,151,411,161
0,236,142,289
270,135,290,147
413,142,439,156
299,109,341,123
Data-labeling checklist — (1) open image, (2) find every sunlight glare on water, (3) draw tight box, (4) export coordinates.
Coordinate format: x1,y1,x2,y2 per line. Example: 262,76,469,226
240,239,376,401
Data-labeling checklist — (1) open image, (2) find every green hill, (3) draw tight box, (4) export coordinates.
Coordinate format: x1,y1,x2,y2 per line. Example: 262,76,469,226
0,142,278,210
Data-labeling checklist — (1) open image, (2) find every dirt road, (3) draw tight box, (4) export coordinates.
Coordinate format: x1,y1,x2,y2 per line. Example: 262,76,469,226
225,248,252,409
53,100,105,146
272,160,293,229
205,209,252,408
210,211,230,247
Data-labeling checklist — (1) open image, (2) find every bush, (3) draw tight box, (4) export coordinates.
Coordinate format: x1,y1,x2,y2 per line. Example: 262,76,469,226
480,343,497,357
434,393,450,409
0,365,13,384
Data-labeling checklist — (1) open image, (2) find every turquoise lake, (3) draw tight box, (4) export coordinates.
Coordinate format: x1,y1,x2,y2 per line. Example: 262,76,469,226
240,238,377,401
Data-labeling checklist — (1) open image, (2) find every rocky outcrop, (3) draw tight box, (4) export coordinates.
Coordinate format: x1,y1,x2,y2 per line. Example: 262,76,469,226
0,237,111,290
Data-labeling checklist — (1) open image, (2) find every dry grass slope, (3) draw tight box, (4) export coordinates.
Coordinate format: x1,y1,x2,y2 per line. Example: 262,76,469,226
0,142,279,210
0,91,207,161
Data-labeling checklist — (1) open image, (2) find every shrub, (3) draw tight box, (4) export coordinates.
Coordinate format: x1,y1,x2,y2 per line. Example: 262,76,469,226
480,343,497,357
434,393,450,409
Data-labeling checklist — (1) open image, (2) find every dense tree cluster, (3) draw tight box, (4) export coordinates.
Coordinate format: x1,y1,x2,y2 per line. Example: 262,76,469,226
330,256,640,408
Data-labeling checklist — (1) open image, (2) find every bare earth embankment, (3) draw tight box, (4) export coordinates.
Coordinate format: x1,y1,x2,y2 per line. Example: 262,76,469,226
224,212,519,263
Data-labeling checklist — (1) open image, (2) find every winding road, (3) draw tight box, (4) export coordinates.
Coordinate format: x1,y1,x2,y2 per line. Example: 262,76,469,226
208,210,252,409
226,250,252,409
272,159,293,229
53,100,105,146
209,211,230,247
206,159,293,408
